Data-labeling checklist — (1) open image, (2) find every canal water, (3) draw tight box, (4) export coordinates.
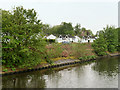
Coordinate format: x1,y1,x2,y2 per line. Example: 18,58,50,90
2,56,119,88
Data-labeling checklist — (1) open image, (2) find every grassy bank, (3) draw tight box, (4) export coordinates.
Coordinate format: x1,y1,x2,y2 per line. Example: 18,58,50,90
2,43,119,74
46,43,96,59
2,43,97,73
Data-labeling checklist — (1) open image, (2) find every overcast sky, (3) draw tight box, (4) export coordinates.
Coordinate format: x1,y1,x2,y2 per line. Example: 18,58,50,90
0,0,119,34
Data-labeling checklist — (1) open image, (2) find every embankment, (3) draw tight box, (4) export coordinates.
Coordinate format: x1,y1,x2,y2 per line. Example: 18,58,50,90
1,43,120,75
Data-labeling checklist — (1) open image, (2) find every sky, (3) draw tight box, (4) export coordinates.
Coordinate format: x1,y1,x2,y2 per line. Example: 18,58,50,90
0,0,119,34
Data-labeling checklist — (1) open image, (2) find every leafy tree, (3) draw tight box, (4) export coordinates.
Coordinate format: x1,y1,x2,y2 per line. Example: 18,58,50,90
117,28,120,51
92,25,119,56
74,23,81,36
80,27,94,37
47,22,94,37
92,31,108,56
104,26,118,52
42,24,51,35
2,6,46,68
49,22,75,36
81,27,86,32
87,30,94,36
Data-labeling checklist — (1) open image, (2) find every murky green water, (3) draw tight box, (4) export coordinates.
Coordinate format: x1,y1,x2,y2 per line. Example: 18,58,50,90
2,56,119,88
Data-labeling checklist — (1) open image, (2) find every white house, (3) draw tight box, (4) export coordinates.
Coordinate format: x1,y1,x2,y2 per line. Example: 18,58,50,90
63,35,70,42
73,36,81,43
44,34,96,43
81,36,97,43
46,34,56,40
56,35,81,43
81,39,88,43
56,35,70,43
56,35,63,43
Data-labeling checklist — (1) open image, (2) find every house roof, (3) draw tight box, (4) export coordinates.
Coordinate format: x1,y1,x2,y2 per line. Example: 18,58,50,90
57,35,82,39
74,36,81,39
47,34,56,39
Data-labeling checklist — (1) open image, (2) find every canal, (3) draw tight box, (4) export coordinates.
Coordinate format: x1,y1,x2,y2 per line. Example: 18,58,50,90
2,56,119,88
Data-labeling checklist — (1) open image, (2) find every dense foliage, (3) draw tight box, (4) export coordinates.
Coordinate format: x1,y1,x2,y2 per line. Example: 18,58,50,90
92,26,119,56
44,22,94,37
2,6,47,68
49,22,75,36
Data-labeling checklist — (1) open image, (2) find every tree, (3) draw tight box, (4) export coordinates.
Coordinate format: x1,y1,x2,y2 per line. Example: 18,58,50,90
80,27,94,37
74,23,81,36
92,31,108,56
117,28,120,51
2,6,46,68
41,24,51,35
86,30,94,36
104,26,118,52
92,25,119,56
49,22,75,36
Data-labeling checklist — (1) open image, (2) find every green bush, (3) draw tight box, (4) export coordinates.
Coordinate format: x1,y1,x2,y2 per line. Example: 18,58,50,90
92,37,107,56
78,57,83,60
3,69,8,72
108,45,116,53
11,68,16,71
92,26,118,56
78,55,97,61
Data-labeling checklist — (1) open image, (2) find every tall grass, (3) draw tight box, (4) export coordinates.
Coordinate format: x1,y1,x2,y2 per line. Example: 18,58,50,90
46,43,95,59
46,43,63,58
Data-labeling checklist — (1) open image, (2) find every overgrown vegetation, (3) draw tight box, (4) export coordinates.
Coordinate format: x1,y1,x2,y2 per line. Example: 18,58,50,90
46,43,63,58
72,43,94,58
46,43,95,60
78,55,97,60
92,26,120,56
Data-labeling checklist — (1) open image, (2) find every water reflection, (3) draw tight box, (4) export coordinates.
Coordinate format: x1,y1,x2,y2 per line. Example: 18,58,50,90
2,71,46,88
92,57,118,77
2,56,119,88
